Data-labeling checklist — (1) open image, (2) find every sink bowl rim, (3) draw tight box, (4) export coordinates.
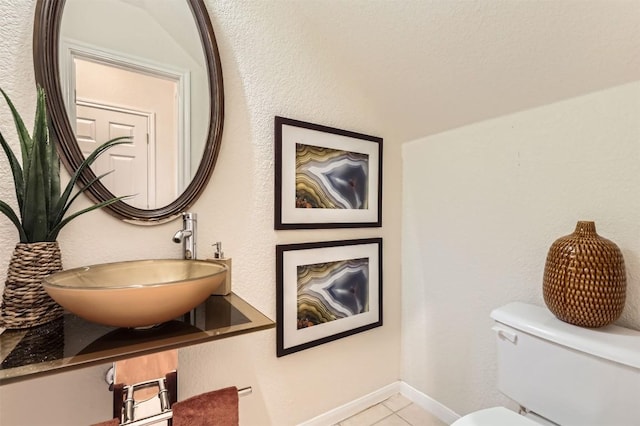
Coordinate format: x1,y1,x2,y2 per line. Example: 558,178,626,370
43,258,227,291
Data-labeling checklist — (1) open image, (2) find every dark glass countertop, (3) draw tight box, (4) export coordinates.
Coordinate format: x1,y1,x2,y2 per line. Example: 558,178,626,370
0,293,274,385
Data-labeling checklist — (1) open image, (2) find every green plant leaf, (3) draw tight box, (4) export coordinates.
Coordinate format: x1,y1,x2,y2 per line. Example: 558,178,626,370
0,129,24,216
0,88,34,172
47,148,61,233
52,137,130,228
47,195,131,241
33,88,57,237
57,169,116,221
0,87,50,242
1,87,130,242
21,123,48,242
0,200,27,242
17,88,51,242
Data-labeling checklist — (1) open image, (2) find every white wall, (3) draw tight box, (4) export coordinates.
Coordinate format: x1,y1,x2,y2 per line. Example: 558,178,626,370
402,82,640,416
0,1,402,425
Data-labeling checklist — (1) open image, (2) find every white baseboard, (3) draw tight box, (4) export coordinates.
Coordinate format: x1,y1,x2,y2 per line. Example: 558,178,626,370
399,382,461,425
298,382,402,426
297,381,460,426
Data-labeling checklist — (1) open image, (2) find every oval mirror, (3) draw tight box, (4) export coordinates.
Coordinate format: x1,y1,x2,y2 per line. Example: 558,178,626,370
33,0,224,224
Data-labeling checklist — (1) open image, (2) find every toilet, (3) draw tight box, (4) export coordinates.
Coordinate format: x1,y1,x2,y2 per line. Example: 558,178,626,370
452,302,640,426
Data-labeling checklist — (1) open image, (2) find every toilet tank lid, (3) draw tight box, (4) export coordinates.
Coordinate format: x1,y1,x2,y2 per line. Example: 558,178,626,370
491,302,640,370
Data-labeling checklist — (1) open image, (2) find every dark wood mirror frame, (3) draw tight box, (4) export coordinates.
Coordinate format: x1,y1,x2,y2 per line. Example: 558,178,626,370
33,0,224,224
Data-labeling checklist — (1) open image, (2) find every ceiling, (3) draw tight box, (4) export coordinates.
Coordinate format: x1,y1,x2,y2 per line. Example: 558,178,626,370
288,0,640,142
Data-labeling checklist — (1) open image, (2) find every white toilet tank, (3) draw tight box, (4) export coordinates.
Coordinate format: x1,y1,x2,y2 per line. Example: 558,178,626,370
491,302,640,426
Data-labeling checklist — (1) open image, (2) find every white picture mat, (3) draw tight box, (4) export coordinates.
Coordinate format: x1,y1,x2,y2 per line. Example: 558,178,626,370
281,124,380,224
282,242,380,350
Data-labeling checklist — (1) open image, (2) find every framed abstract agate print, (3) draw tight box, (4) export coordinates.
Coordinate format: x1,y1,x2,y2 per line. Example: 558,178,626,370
274,116,382,229
276,238,383,357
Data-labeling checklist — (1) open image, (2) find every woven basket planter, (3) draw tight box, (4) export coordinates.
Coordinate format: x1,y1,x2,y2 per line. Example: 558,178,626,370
0,242,64,329
543,221,626,328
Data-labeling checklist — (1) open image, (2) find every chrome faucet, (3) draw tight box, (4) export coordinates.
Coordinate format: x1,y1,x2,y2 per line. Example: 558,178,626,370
173,212,197,259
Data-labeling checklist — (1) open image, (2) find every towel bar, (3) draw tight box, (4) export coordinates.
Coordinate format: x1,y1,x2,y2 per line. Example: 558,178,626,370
117,384,252,426
238,386,252,397
122,411,173,426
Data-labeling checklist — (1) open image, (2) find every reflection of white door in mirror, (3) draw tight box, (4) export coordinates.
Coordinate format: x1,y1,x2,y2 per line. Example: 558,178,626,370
70,56,184,208
76,103,155,209
60,42,194,203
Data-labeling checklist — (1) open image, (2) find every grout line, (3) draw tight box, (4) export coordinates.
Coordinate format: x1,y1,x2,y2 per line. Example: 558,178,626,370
372,412,412,426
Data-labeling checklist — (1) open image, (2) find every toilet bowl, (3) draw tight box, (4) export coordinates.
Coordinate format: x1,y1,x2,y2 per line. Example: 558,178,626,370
451,407,538,426
452,302,640,426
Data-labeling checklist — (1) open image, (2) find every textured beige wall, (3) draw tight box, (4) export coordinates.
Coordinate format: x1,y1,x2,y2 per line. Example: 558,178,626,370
0,1,401,424
4,0,637,424
402,82,640,417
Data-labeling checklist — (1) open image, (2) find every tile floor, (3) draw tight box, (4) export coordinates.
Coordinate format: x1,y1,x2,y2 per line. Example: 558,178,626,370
336,394,448,426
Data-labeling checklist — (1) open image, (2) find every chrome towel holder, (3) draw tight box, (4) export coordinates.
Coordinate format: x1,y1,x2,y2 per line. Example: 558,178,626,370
111,372,252,426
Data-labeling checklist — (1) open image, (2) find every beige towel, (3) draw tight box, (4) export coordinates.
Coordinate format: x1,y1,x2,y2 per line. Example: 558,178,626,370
173,386,239,426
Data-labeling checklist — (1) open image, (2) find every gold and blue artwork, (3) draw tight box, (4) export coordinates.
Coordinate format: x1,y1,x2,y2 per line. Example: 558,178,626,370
295,143,369,210
276,238,382,356
296,258,369,329
275,116,382,229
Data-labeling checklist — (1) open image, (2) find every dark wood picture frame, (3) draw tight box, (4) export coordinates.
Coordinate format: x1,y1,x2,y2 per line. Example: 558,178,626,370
276,238,383,357
275,116,383,229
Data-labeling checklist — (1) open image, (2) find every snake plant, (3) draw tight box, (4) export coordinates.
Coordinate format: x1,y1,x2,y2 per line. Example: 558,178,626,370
0,86,129,243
